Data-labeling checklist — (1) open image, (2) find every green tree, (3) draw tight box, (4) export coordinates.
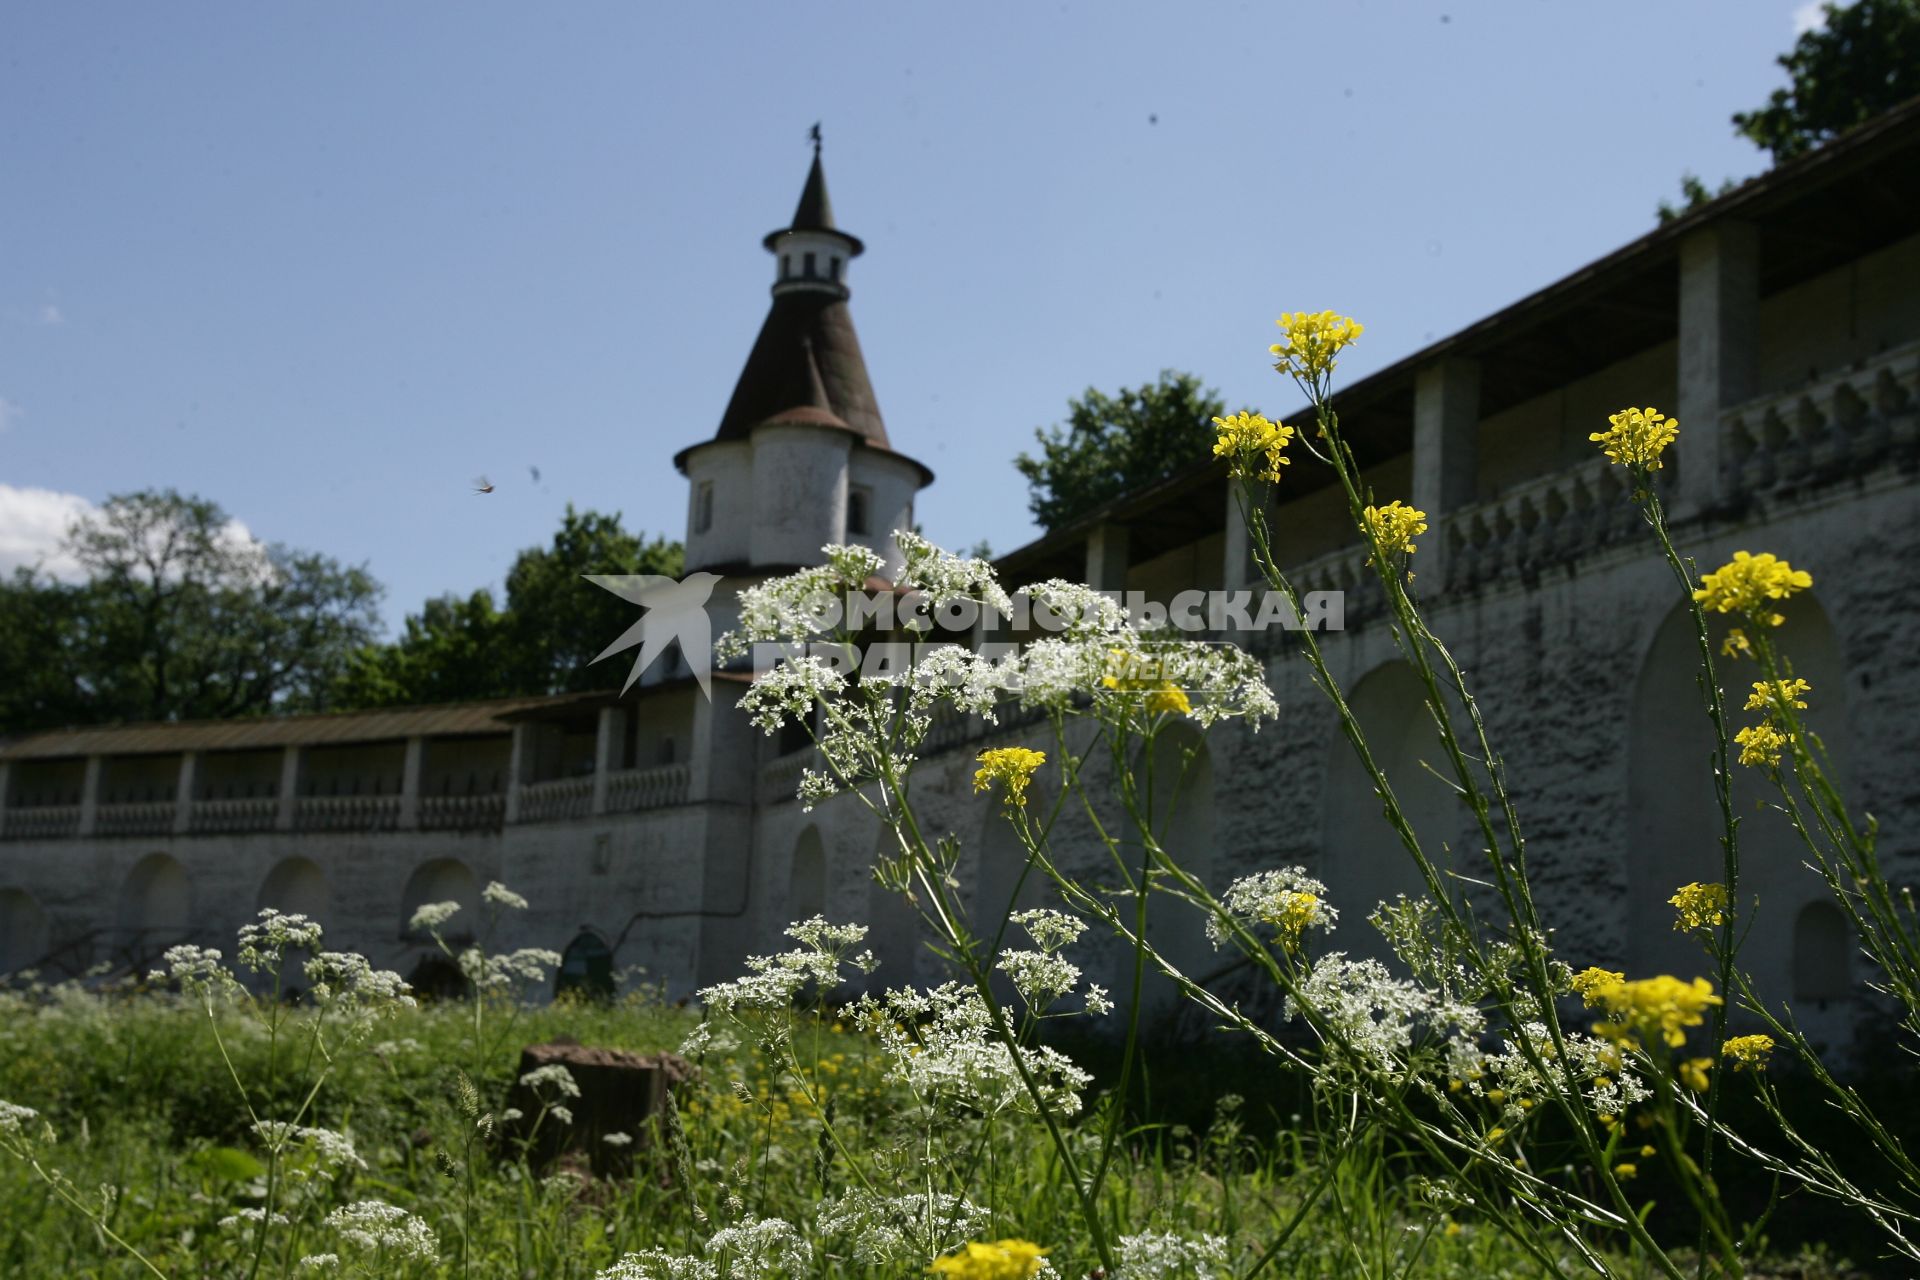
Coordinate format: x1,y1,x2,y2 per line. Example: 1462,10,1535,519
0,490,383,731
1734,0,1920,163
1014,371,1226,531
0,569,93,732
332,506,683,708
327,589,512,708
500,506,683,694
1656,171,1740,224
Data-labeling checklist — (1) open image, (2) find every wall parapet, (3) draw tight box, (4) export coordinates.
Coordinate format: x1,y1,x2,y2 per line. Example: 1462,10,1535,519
94,802,176,839
420,793,506,832
517,776,593,824
1721,339,1920,501
0,806,80,841
604,763,690,814
295,795,401,834
190,798,277,835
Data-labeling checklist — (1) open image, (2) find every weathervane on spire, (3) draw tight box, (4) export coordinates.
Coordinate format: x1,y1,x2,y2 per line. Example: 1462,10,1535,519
809,121,822,155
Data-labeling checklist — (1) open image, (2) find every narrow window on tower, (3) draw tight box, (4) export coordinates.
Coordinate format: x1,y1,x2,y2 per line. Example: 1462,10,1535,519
780,253,791,279
830,256,842,281
695,481,714,534
804,250,817,277
847,485,872,536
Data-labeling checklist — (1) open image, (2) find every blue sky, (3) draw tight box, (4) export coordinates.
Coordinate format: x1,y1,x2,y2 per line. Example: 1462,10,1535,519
0,2,1819,631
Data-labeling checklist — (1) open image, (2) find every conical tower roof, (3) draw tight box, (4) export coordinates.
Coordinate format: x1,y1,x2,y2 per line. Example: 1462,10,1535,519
675,141,930,484
710,291,887,445
679,144,905,460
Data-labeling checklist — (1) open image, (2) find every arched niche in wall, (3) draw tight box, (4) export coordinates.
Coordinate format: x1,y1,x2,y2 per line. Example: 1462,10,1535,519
1321,661,1458,959
255,857,331,996
406,953,471,1002
789,826,827,922
1133,721,1216,984
399,857,479,942
116,852,194,956
258,856,330,923
1628,594,1850,1003
556,928,617,1003
0,888,50,974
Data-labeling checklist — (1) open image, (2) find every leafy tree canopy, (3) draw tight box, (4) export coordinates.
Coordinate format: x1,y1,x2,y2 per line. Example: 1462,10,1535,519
0,489,383,732
1657,1,1920,220
1656,172,1740,225
1733,0,1920,164
1014,371,1226,531
331,506,683,708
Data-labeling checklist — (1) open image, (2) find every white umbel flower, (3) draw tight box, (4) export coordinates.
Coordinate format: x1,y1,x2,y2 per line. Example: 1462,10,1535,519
407,900,461,933
321,1200,437,1263
481,881,530,910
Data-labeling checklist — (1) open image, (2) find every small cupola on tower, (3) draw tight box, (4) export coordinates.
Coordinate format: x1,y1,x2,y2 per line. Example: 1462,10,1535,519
767,130,863,298
674,131,932,581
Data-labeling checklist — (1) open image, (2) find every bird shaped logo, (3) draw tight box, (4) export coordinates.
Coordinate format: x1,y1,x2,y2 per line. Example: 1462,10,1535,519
587,572,724,697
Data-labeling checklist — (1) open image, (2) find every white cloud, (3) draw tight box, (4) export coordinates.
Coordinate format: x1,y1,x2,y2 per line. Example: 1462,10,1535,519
0,485,269,585
1793,0,1842,34
0,484,96,581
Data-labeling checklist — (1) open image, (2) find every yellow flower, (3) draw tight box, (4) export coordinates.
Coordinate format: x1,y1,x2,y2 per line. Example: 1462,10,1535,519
1212,410,1294,482
1721,628,1753,660
1723,1034,1776,1070
973,748,1047,808
1590,406,1679,471
1571,967,1624,1002
928,1239,1050,1280
1487,1127,1506,1142
1679,1057,1713,1092
1261,891,1326,953
1614,1162,1639,1180
1640,1144,1657,1158
1745,678,1812,713
1145,683,1193,717
1362,500,1428,557
1693,551,1814,627
1575,971,1721,1050
1101,650,1192,717
1669,882,1730,932
1734,723,1788,768
1270,310,1364,386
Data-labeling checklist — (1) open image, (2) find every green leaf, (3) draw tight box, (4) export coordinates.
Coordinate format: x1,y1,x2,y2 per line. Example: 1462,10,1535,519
187,1145,267,1182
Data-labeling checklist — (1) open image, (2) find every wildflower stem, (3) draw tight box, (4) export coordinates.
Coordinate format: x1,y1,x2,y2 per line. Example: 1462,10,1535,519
1635,480,1746,1279
16,1150,171,1279
855,719,1120,1274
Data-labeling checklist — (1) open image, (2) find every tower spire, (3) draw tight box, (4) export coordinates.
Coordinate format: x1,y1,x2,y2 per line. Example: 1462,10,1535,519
774,131,857,257
689,138,886,452
673,141,933,581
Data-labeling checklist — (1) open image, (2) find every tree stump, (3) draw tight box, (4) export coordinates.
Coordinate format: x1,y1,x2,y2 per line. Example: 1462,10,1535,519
506,1039,695,1178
